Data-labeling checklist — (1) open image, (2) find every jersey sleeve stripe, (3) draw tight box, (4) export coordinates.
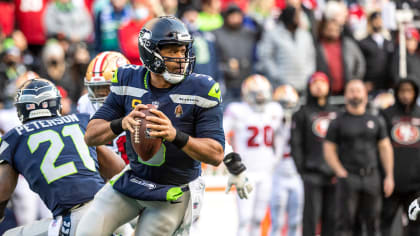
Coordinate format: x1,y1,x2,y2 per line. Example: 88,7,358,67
111,86,148,98
0,140,9,155
169,94,218,108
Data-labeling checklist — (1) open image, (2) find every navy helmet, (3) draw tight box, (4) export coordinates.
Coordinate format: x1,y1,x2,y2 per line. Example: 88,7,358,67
15,78,61,123
138,16,195,84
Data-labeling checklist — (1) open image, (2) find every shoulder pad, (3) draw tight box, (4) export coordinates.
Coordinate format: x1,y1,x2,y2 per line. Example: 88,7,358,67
111,64,144,85
192,74,222,102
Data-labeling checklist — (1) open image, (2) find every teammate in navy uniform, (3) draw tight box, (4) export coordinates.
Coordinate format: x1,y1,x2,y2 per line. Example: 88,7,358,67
0,79,125,236
77,16,225,236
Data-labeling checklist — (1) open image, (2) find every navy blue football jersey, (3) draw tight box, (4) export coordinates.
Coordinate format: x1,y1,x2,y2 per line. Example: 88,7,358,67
92,65,225,185
0,114,105,217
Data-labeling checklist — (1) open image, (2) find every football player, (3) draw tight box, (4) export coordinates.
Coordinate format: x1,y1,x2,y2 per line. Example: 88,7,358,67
224,74,283,236
270,85,304,236
77,51,131,164
77,16,225,236
0,79,126,236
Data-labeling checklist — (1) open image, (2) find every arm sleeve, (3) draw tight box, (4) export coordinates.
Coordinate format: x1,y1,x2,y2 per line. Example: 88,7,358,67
195,105,225,150
0,132,16,166
291,109,305,173
91,69,125,121
325,118,339,144
377,116,389,141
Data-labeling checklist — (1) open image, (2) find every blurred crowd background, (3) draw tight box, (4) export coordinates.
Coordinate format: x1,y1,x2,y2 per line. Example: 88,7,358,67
0,0,419,113
1,0,420,235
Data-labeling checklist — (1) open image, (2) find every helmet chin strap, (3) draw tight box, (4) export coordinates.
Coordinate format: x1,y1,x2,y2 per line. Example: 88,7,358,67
162,71,185,84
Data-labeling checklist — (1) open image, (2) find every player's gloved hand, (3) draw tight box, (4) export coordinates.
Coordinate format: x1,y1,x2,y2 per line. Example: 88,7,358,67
223,152,253,199
409,198,420,221
226,171,253,199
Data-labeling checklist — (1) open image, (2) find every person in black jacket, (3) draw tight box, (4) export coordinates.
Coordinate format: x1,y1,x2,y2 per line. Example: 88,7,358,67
381,79,420,236
358,11,394,93
291,71,338,236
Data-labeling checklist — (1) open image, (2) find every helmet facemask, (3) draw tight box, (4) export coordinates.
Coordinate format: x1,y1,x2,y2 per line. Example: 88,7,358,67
85,81,111,111
15,79,62,123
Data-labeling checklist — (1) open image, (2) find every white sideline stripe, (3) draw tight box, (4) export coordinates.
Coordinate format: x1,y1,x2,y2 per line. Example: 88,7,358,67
169,94,218,108
111,86,148,98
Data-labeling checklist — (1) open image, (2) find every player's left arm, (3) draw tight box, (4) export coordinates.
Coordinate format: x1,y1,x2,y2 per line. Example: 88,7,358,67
147,108,224,165
378,137,394,197
0,162,18,222
377,116,394,198
96,145,126,180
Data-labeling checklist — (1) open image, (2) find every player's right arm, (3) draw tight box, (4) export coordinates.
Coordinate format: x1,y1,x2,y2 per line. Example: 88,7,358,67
85,104,146,146
323,119,348,178
96,145,126,180
0,162,18,221
84,68,148,146
0,133,19,221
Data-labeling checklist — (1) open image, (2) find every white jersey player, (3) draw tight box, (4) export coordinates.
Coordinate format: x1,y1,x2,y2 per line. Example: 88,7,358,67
270,85,304,236
77,51,130,163
224,75,283,236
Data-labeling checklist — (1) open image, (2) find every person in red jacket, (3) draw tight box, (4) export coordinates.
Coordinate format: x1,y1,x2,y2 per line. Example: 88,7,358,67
118,0,154,65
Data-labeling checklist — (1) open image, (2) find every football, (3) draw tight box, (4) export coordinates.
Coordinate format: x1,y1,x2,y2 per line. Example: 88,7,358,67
130,104,163,161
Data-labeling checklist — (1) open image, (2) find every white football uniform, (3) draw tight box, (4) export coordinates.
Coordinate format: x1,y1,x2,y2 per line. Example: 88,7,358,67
270,119,304,236
224,101,283,236
77,94,128,163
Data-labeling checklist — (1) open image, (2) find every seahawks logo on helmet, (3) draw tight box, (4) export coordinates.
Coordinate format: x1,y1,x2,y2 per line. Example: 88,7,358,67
15,78,62,123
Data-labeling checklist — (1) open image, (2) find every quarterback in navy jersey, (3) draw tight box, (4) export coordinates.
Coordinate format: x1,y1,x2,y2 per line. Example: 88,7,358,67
0,79,125,236
77,16,225,236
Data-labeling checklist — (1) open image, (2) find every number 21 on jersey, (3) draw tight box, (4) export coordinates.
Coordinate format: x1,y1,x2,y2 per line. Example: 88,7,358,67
247,125,274,147
27,124,96,184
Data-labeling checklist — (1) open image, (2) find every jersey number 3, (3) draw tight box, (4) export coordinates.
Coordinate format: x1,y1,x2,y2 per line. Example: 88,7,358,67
27,124,96,184
247,126,274,147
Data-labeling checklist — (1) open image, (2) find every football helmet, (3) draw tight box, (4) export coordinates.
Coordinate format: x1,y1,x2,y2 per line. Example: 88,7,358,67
273,85,300,110
85,51,129,109
138,16,195,84
241,75,272,110
15,78,61,123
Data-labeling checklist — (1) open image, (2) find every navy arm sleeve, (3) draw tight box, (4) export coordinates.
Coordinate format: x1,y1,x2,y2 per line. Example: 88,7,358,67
195,105,225,150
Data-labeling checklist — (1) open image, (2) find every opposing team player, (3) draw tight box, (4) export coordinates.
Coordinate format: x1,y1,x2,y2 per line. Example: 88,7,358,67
0,79,126,235
77,51,131,163
77,16,225,236
270,85,304,236
224,74,283,236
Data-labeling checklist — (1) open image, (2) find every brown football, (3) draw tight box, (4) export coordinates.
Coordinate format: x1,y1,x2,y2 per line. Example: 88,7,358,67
130,104,163,162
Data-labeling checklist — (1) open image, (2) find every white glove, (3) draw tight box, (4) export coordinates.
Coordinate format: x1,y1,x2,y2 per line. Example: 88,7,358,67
225,172,253,199
409,198,420,221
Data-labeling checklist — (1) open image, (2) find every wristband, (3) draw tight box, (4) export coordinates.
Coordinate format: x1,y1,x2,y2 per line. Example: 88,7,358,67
110,118,124,135
172,129,189,149
224,152,246,175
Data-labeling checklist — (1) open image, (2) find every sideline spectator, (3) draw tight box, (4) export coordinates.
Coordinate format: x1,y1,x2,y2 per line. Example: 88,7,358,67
197,0,223,31
95,0,132,53
324,80,394,236
257,5,315,92
214,4,258,103
359,11,394,93
44,0,93,42
381,79,420,236
316,17,365,95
